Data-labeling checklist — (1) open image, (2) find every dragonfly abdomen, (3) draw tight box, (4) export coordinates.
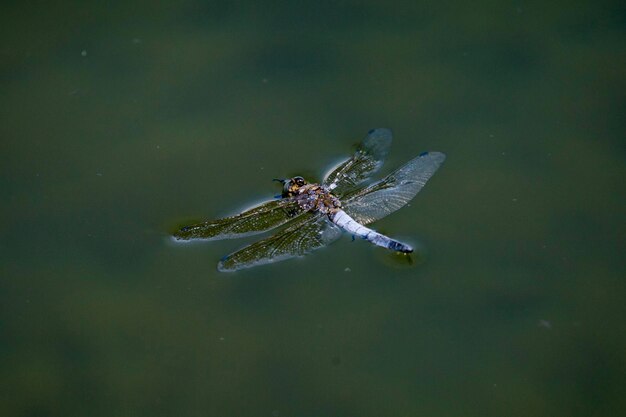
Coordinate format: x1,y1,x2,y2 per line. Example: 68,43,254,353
331,210,413,253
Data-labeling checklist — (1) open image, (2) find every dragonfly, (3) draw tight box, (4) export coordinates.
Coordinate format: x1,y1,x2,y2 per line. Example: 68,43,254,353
173,128,445,272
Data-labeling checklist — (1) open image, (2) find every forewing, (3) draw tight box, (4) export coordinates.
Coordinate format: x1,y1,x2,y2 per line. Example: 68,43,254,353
217,213,343,272
343,151,446,225
322,128,392,196
173,199,302,241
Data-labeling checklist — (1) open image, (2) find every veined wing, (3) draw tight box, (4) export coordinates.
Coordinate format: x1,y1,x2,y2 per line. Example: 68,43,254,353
322,128,392,197
343,151,446,225
173,199,303,241
218,212,342,272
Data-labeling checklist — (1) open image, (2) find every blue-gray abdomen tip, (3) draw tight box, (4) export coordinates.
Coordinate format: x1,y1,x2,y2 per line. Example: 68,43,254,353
389,241,413,253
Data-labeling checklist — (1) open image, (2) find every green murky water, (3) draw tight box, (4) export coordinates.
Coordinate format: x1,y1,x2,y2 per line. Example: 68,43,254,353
1,2,624,416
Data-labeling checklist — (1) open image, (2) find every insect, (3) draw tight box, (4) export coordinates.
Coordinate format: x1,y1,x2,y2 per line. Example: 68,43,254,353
173,129,445,271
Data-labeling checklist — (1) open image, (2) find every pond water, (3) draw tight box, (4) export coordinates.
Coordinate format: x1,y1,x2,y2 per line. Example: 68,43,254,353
1,2,624,416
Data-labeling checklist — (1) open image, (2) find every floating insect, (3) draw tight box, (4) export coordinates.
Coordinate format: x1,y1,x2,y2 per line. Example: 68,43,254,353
173,129,445,271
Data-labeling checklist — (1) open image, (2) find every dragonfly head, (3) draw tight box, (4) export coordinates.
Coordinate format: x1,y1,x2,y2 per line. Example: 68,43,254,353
276,176,307,197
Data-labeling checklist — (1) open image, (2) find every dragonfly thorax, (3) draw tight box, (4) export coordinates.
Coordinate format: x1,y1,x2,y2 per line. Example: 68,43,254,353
291,182,341,215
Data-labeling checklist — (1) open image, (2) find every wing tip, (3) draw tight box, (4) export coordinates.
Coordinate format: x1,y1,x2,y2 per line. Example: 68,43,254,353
217,263,235,273
419,151,446,164
217,257,238,273
366,127,393,141
363,128,393,157
368,127,391,135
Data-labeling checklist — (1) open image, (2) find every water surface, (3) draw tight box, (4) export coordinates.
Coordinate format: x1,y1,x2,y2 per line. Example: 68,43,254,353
1,1,624,416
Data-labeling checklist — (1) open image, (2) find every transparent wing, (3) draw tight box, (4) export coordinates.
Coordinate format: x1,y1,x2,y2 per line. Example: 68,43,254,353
218,213,343,272
343,151,446,225
322,128,392,197
173,199,303,241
